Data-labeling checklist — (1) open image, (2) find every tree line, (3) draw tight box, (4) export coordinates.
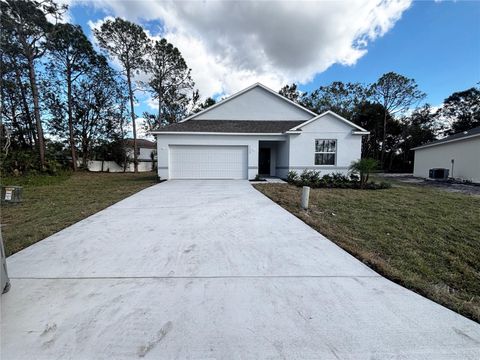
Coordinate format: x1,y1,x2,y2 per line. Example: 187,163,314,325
279,77,479,171
1,0,203,175
1,0,478,175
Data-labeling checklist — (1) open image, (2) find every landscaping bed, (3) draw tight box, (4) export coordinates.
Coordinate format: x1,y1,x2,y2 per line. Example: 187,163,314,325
254,182,480,322
286,170,391,190
1,171,157,256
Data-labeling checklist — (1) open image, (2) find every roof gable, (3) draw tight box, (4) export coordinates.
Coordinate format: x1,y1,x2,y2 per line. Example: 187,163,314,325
182,83,316,122
289,111,368,133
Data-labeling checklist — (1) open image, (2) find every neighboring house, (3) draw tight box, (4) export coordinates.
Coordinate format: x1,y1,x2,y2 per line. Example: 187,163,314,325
123,139,156,172
86,139,156,172
412,126,480,183
125,139,156,160
151,83,369,180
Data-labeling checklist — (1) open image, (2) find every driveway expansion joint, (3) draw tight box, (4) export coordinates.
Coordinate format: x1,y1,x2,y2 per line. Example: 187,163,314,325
10,275,382,280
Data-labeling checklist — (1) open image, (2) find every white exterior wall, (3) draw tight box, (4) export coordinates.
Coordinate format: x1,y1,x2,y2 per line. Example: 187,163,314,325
413,137,480,182
275,138,290,178
195,87,313,121
288,113,362,176
156,134,286,180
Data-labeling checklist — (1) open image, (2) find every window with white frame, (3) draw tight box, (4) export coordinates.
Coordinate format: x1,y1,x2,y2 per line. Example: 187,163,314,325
315,139,336,165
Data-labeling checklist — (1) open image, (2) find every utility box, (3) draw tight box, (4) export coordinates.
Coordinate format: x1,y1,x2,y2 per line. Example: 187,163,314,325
428,168,449,180
1,186,22,203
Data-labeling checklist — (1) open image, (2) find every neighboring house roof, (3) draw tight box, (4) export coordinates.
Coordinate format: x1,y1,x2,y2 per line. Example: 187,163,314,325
412,126,480,150
151,120,305,134
179,82,318,122
289,111,369,133
125,139,156,149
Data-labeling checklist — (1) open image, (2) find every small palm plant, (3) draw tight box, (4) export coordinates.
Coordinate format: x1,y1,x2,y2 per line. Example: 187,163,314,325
349,158,379,189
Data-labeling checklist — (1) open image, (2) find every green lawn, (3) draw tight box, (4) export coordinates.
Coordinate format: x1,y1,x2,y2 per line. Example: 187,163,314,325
1,171,157,256
254,182,480,323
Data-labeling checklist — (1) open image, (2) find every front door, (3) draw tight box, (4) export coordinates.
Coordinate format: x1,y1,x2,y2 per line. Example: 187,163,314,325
259,148,271,175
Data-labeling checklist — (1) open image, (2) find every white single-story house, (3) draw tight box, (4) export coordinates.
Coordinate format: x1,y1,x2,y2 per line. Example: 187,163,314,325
412,126,480,183
151,83,369,180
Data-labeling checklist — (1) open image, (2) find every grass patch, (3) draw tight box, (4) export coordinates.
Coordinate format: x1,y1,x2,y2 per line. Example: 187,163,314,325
254,182,480,322
1,171,157,256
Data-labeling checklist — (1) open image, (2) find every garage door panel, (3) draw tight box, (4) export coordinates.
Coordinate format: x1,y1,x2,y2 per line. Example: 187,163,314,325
170,145,248,179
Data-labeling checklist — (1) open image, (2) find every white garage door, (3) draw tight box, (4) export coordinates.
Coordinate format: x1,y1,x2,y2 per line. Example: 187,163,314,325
170,145,248,179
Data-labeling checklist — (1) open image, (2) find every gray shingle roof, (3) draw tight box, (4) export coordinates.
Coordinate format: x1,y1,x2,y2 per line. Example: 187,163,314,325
152,120,305,133
125,139,156,148
413,126,480,150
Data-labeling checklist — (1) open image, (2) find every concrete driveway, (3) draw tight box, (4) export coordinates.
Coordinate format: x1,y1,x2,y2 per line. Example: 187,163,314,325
2,180,479,359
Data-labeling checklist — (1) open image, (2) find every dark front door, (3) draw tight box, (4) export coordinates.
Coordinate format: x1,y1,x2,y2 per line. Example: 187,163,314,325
259,148,271,175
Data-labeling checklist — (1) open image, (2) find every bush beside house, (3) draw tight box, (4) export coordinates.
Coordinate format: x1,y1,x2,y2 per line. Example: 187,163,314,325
286,158,390,190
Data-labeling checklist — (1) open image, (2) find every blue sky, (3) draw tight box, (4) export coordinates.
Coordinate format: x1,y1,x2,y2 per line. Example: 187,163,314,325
67,0,479,116
300,1,480,106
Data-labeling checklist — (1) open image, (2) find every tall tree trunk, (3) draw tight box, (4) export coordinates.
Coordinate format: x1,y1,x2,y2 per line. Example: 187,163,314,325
9,101,27,147
66,67,78,171
119,115,127,172
126,67,138,173
82,135,88,169
27,55,46,169
14,66,36,147
158,92,162,125
380,110,387,170
157,78,163,126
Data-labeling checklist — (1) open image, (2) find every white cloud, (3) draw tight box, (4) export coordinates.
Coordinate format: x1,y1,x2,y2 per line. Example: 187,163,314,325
78,0,412,98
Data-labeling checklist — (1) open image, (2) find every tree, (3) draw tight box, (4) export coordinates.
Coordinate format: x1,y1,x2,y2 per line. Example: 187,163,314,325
144,87,201,132
1,61,32,149
45,54,127,168
349,158,379,189
94,17,150,172
352,102,389,159
396,105,437,170
279,83,302,103
302,81,370,119
45,23,96,170
0,0,66,169
370,72,425,168
147,38,194,126
439,87,480,134
73,57,127,168
0,39,37,149
193,97,216,114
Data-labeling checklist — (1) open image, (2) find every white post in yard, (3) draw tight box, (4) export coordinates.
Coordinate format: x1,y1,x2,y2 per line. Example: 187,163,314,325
301,186,310,210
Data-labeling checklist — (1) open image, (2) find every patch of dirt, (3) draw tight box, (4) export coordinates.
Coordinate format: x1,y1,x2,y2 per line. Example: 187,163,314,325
379,173,480,196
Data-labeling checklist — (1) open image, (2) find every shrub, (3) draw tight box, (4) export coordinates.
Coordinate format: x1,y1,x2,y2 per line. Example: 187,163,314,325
284,167,389,190
299,170,321,186
286,171,299,184
1,147,69,176
0,150,40,175
44,159,63,175
349,158,379,189
321,173,351,186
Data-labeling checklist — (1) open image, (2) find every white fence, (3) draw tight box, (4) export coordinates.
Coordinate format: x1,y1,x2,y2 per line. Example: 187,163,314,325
78,160,154,173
